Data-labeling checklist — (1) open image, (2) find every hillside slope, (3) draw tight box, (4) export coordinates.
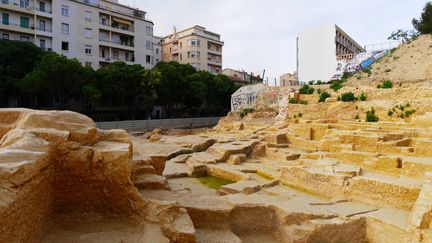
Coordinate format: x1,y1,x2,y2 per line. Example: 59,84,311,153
349,34,432,84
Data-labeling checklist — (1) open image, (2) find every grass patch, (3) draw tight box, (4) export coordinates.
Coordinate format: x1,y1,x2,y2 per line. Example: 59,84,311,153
197,176,235,189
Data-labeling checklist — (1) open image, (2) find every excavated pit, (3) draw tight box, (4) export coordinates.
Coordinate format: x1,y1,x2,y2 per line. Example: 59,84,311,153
4,78,432,243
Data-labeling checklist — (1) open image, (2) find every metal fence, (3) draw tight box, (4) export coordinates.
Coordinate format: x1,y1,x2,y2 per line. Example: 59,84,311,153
96,117,221,130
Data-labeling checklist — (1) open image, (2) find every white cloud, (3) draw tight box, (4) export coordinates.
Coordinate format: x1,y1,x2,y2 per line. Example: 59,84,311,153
120,0,427,80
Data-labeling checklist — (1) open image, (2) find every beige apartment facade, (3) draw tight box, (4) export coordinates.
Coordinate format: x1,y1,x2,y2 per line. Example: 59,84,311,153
162,25,223,74
0,0,158,69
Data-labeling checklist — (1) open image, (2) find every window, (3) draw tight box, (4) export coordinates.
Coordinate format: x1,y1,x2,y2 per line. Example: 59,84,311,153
125,52,129,61
216,46,220,52
208,44,211,50
2,13,9,25
112,50,119,59
61,23,69,34
189,51,200,59
39,20,45,31
20,17,29,28
2,0,9,4
145,26,152,35
39,39,46,49
85,62,92,67
188,39,200,46
101,18,108,26
61,5,69,17
155,48,159,54
145,40,152,50
85,45,92,55
215,56,220,63
61,41,69,51
146,55,151,63
179,54,182,61
20,0,29,8
84,28,92,38
20,36,30,42
85,10,92,21
2,33,9,40
39,2,45,12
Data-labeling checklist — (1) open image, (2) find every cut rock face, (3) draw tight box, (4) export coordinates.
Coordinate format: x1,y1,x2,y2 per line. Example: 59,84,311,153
0,109,188,243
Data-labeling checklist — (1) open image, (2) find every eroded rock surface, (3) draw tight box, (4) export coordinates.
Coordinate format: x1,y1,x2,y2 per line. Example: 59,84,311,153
0,109,193,243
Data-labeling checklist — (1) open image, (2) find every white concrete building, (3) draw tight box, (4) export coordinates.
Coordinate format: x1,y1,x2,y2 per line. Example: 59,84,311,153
0,0,158,69
297,24,364,83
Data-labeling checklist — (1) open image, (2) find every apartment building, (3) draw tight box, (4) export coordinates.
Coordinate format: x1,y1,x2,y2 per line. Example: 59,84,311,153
162,25,223,74
297,24,365,83
222,68,262,85
0,0,157,69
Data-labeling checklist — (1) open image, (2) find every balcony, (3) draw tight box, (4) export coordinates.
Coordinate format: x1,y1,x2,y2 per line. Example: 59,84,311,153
100,55,135,65
99,39,135,51
0,0,34,14
0,21,35,34
99,21,135,35
75,0,147,21
208,60,222,67
35,25,53,37
35,7,53,18
207,49,222,55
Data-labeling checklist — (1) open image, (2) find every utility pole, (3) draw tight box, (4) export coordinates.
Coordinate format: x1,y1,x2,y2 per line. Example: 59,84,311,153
274,78,277,87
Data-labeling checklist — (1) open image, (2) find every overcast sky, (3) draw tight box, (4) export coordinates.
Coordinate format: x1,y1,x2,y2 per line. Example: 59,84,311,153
120,0,427,81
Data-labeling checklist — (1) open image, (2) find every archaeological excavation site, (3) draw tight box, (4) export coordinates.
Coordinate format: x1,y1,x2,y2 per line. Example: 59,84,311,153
1,36,432,243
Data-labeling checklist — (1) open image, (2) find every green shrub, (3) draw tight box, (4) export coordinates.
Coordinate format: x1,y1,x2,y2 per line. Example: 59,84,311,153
330,80,343,91
341,72,352,82
366,108,379,122
240,108,254,118
377,80,393,89
308,80,314,85
299,84,315,94
359,92,367,101
362,67,372,77
340,92,356,102
317,88,322,94
318,91,331,102
289,98,308,105
316,80,322,85
388,110,394,116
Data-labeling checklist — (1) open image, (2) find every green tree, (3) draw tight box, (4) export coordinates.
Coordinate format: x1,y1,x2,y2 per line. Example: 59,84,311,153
412,2,432,34
388,29,418,42
0,40,44,106
97,62,158,118
154,61,197,117
18,52,94,108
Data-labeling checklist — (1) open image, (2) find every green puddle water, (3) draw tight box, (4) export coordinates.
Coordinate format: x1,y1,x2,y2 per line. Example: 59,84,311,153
197,176,235,189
